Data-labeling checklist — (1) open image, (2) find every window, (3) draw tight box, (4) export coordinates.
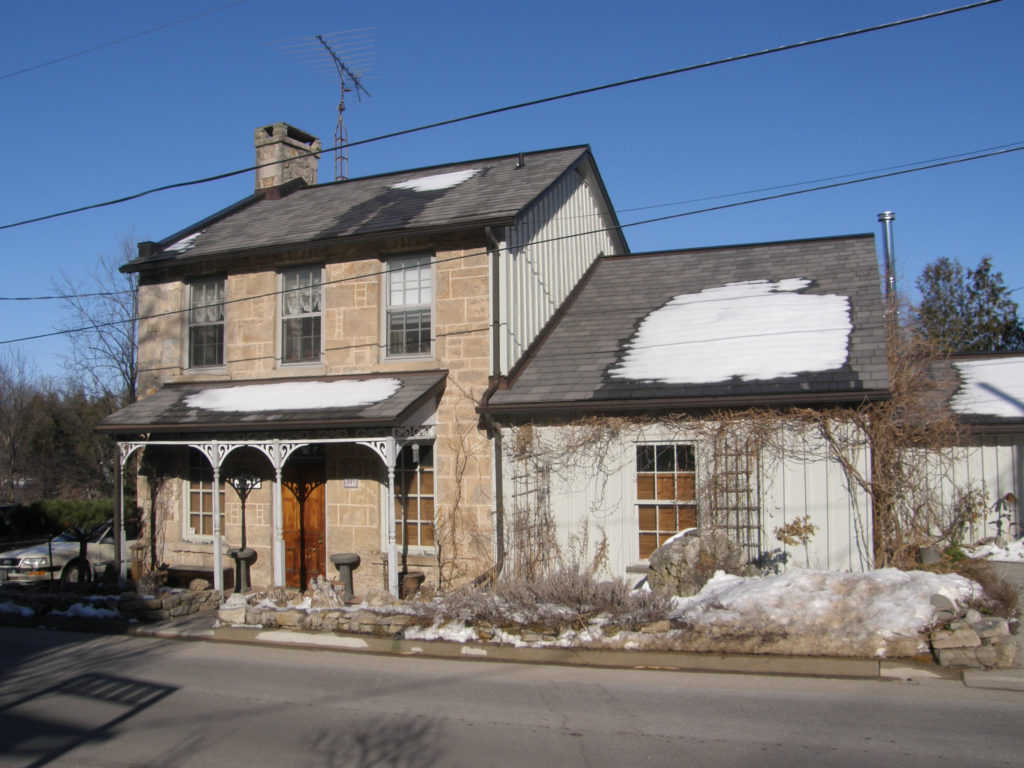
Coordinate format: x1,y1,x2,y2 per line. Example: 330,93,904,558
636,444,697,559
395,444,434,548
187,452,225,537
188,277,225,368
386,254,432,357
281,266,322,363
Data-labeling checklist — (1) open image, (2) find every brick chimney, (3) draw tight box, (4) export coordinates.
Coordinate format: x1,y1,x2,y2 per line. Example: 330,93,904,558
254,123,321,191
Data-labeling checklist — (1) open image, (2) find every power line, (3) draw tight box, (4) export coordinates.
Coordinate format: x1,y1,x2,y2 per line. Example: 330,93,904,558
2,139,1020,348
0,0,253,81
4,136,1021,303
0,0,1002,233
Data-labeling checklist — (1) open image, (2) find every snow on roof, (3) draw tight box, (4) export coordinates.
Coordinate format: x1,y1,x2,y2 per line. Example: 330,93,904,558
165,230,204,253
610,279,851,384
951,357,1024,418
184,379,402,412
389,169,480,192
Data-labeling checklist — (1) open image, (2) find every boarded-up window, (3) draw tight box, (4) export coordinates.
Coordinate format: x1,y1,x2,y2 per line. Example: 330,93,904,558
188,452,225,537
636,444,696,559
395,444,435,548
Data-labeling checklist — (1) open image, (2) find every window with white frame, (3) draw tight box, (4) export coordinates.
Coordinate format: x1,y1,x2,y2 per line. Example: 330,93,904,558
187,452,225,538
281,266,323,363
188,277,225,368
386,254,432,357
395,444,434,548
636,444,697,559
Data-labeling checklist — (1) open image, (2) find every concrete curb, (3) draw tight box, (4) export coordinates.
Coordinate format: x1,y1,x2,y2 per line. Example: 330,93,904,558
130,619,958,682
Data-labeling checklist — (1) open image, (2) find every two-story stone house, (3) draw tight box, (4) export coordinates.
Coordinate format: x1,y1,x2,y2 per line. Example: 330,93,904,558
99,123,627,596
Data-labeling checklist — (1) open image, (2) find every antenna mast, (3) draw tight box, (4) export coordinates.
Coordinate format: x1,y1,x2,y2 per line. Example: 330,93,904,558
274,29,374,181
315,34,371,181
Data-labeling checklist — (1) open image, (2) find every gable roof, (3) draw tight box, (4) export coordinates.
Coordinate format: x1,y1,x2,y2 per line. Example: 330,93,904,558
125,146,603,272
484,234,889,415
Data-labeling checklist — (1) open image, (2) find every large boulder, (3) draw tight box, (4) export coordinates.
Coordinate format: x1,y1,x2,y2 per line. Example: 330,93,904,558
647,530,755,596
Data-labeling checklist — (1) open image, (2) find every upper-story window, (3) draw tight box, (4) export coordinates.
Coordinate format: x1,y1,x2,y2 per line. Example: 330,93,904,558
188,277,225,368
281,266,323,364
386,254,433,358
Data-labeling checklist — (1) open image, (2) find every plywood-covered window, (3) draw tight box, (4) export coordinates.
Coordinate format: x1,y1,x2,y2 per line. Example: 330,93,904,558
395,444,435,548
636,444,696,559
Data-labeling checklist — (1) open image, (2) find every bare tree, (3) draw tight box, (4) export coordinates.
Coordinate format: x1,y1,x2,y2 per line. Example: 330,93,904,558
0,348,40,503
54,234,138,405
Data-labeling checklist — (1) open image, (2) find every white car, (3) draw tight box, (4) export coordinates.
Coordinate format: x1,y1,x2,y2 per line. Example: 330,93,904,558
0,520,130,587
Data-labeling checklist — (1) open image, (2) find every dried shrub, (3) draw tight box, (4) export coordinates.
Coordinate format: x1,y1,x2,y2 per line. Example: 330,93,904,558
408,568,671,634
954,559,1019,619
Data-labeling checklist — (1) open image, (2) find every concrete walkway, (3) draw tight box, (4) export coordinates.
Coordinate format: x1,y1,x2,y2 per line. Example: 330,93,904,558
125,610,1024,691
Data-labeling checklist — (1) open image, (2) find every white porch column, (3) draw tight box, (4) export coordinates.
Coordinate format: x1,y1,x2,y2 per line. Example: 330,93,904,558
386,438,398,597
272,445,285,587
211,442,224,598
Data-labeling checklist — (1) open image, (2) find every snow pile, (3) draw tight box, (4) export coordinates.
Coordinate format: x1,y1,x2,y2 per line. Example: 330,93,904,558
666,568,977,657
185,378,401,412
390,169,480,192
403,568,978,658
968,537,1024,562
610,279,851,384
951,357,1024,418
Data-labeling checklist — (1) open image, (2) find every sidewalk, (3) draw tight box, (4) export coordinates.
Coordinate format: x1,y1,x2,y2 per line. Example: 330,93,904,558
127,610,1024,691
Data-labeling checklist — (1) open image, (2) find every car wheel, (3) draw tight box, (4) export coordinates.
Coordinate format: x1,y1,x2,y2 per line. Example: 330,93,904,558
61,559,92,588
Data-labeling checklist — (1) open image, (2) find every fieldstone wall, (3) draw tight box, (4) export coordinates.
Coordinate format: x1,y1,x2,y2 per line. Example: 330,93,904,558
929,594,1018,669
119,584,220,622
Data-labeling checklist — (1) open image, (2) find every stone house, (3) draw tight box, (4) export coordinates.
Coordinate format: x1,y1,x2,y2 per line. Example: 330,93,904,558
99,123,627,596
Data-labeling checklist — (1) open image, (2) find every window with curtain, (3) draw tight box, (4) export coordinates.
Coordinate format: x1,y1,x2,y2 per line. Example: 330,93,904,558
281,266,322,363
188,277,225,368
386,254,432,357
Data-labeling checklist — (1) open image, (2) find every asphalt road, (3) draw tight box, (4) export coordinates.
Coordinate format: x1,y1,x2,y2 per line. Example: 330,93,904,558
0,626,1020,768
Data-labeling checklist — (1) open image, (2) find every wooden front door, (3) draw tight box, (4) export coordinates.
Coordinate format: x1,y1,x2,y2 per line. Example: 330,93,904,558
282,460,326,588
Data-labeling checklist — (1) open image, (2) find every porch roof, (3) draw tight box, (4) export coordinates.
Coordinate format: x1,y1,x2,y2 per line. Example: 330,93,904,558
97,371,446,436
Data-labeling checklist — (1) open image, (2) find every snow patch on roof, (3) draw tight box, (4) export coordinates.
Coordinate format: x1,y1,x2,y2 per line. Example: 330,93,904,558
951,357,1024,418
389,169,480,192
184,379,402,412
165,231,204,253
610,279,851,384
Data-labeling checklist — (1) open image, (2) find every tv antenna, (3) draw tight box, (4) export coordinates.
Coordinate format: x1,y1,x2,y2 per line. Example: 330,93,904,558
274,29,374,180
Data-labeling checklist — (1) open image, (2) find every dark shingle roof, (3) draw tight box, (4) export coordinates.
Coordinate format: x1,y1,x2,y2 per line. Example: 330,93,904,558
126,146,592,270
97,371,446,435
485,235,889,414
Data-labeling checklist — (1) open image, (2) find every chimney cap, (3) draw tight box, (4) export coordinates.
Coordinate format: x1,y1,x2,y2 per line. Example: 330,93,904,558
877,211,895,222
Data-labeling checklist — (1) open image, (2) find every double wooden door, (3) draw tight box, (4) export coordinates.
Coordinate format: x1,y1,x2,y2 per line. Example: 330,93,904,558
282,460,326,588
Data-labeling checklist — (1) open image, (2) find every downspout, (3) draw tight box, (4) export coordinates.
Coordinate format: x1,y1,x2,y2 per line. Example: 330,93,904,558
480,226,506,586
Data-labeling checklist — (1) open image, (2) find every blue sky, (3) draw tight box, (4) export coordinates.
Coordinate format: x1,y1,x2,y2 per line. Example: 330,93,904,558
1,0,1021,379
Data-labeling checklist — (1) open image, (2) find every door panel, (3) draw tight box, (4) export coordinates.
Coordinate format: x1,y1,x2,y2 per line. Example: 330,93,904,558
282,461,326,588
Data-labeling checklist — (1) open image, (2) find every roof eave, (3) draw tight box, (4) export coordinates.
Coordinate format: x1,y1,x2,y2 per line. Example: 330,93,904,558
480,388,892,419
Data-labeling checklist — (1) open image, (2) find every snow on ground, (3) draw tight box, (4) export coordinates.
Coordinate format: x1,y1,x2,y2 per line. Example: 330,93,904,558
969,537,1024,562
0,600,34,617
610,279,851,384
403,568,978,658
951,357,1024,418
185,378,401,412
389,169,480,192
49,602,119,619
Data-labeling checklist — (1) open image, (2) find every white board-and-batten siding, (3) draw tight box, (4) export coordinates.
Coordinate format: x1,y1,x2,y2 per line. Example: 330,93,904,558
498,164,621,375
500,423,875,585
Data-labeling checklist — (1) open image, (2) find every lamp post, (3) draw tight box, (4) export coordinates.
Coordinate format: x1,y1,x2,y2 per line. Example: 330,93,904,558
228,471,260,593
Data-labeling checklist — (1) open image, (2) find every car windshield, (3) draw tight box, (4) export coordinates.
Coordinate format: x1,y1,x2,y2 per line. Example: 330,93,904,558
52,521,111,544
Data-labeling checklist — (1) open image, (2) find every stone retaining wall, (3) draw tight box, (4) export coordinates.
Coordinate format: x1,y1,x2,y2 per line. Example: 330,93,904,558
928,594,1017,669
119,587,219,622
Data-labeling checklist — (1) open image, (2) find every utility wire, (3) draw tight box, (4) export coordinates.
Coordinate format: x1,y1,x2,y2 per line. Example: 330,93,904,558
4,136,1021,303
2,140,1020,348
0,0,1002,232
0,0,253,81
